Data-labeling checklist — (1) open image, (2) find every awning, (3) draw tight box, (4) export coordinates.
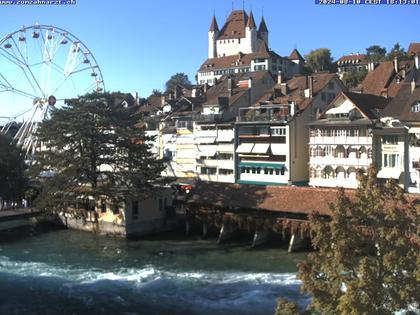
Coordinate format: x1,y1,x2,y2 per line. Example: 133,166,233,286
377,168,402,179
252,143,270,154
216,133,234,142
195,137,216,144
198,147,217,157
409,127,420,134
236,143,255,153
239,162,285,169
270,143,285,155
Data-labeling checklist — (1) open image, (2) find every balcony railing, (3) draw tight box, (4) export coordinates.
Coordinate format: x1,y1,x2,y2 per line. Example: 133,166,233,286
237,105,291,123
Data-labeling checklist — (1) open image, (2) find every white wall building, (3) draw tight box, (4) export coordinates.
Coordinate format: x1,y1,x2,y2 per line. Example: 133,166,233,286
309,92,389,189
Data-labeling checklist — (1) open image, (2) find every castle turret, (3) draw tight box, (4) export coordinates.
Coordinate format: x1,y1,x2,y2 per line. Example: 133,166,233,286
208,15,219,58
245,10,257,54
258,16,268,47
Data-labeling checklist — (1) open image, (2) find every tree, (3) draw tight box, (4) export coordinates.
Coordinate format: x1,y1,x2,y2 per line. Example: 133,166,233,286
32,92,164,214
165,73,191,93
366,45,387,62
0,134,27,206
297,166,419,314
150,89,163,97
385,42,409,61
304,48,333,73
342,67,368,89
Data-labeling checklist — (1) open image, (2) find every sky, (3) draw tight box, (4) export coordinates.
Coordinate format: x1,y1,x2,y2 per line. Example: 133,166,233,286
0,0,419,109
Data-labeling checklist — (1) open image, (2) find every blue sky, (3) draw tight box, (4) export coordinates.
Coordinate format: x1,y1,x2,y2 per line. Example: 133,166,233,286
0,0,419,101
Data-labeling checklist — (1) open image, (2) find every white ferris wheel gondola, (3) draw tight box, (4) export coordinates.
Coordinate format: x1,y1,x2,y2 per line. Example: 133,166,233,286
0,24,105,159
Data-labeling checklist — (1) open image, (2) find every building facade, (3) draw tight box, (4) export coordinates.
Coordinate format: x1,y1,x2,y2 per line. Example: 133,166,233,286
308,92,389,189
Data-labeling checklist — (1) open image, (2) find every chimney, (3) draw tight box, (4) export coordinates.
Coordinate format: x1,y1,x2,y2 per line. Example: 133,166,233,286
228,77,233,97
411,78,416,94
308,76,313,98
192,88,197,98
280,83,288,95
290,102,295,117
277,70,283,84
415,53,419,70
368,61,375,72
248,77,253,89
161,96,165,106
174,87,179,100
394,55,398,73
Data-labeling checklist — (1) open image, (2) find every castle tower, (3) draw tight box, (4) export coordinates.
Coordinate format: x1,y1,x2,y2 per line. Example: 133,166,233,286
208,15,219,59
258,16,269,48
245,10,257,54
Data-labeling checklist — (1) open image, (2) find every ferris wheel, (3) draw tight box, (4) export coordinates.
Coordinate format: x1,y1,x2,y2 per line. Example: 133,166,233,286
0,24,105,158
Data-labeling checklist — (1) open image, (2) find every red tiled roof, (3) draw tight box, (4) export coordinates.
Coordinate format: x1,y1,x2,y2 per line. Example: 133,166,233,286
337,54,367,63
288,49,304,61
198,46,284,72
188,182,358,216
361,60,414,98
361,61,395,96
246,10,256,28
408,43,420,56
218,10,248,40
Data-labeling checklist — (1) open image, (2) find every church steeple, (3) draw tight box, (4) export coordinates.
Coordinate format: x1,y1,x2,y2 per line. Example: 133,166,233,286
246,10,256,29
209,14,219,32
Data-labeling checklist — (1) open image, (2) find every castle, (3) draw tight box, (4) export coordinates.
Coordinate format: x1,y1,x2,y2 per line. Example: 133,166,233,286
197,10,304,86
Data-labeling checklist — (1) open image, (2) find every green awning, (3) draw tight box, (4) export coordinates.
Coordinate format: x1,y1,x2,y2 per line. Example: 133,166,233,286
239,162,285,169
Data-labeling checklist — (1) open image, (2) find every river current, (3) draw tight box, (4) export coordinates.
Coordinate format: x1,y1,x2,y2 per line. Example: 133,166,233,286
0,224,309,315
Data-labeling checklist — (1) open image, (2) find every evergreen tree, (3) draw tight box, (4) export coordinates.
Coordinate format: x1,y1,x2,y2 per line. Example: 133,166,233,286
297,166,420,314
32,92,164,214
0,134,27,205
366,45,387,62
385,42,409,61
165,73,191,93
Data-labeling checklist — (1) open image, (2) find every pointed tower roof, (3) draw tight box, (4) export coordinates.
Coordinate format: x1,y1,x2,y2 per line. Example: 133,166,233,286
246,10,256,29
289,49,304,61
209,15,219,32
258,16,268,33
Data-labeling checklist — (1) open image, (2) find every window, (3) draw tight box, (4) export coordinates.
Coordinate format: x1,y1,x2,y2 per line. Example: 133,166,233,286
280,167,285,175
411,102,420,112
271,127,286,136
132,200,139,220
100,199,107,213
176,120,192,129
112,204,119,215
382,135,398,144
384,154,399,168
219,169,233,175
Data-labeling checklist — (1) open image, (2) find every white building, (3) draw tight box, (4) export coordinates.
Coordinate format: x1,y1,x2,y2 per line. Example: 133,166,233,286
378,55,420,192
235,73,345,185
308,92,389,189
198,10,303,86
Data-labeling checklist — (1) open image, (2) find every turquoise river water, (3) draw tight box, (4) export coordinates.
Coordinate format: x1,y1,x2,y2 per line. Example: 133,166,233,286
0,224,309,315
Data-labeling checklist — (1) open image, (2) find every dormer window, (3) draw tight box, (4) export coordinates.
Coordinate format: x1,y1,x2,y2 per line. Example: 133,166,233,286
411,101,420,113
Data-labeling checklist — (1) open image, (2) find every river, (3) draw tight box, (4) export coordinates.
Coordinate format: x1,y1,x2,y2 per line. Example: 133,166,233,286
0,224,309,315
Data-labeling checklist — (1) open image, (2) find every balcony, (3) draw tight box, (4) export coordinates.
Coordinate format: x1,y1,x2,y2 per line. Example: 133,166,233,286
237,105,290,123
309,136,372,145
309,156,372,167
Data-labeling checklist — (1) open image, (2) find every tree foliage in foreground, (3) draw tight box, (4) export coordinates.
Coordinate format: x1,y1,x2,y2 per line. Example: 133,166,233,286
289,166,419,315
32,92,164,214
0,134,27,204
